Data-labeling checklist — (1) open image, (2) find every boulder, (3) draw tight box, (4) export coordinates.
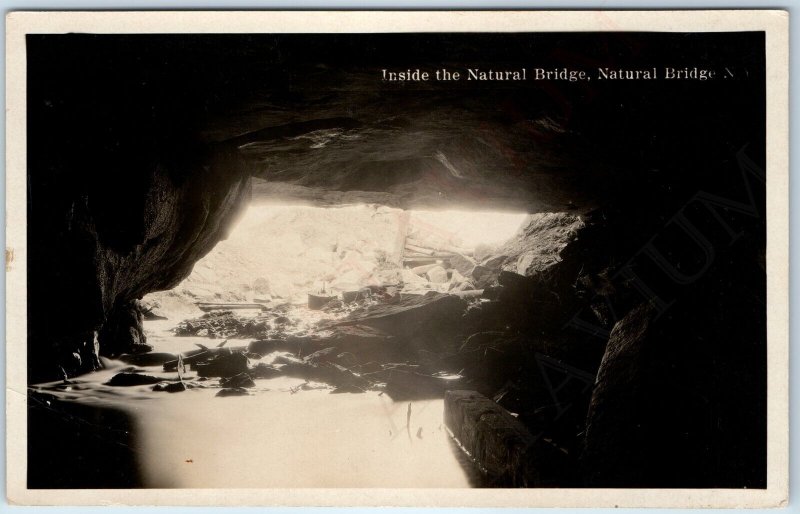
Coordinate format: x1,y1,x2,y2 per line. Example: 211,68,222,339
106,372,162,387
484,213,584,278
249,363,282,379
273,353,304,365
584,287,766,488
470,265,499,289
98,300,152,357
444,390,571,487
328,292,466,341
483,255,507,270
247,338,307,356
219,372,256,388
118,352,178,367
409,263,439,276
153,381,187,393
311,325,393,356
400,269,429,287
426,266,448,283
450,281,476,293
447,269,466,291
449,254,476,276
194,352,249,378
303,347,338,364
241,320,269,337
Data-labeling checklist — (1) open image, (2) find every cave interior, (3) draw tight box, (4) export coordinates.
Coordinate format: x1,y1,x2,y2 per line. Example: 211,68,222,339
26,32,766,488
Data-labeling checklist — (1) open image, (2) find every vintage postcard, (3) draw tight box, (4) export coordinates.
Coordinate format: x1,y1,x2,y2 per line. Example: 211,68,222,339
5,10,789,508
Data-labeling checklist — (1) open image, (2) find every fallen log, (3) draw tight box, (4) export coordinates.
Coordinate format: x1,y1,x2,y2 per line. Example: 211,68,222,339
406,238,474,256
162,346,247,371
404,243,436,256
410,263,440,276
404,250,436,258
195,302,269,312
404,250,456,258
403,257,441,267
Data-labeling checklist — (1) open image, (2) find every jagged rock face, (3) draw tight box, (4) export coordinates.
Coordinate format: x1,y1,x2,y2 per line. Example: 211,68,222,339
98,300,150,357
491,213,586,277
27,39,254,380
582,230,766,488
27,143,252,380
451,177,766,487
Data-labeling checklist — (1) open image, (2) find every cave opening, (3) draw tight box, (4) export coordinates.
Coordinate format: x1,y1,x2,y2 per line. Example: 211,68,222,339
106,202,541,488
36,200,590,489
143,203,530,320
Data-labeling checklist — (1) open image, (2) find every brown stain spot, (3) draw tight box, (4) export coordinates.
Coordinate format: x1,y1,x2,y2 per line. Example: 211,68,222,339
5,248,13,271
185,459,193,463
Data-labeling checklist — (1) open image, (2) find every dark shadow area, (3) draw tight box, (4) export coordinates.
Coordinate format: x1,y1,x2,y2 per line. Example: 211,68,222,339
28,392,143,488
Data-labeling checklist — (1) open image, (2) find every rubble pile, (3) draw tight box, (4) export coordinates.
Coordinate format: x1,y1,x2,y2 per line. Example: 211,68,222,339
142,211,589,405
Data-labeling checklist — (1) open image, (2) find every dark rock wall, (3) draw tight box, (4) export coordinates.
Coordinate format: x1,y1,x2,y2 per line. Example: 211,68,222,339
583,239,766,488
27,142,252,381
451,164,766,487
27,35,254,380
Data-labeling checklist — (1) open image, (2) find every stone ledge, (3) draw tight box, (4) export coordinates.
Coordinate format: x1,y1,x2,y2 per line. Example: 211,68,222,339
444,390,542,487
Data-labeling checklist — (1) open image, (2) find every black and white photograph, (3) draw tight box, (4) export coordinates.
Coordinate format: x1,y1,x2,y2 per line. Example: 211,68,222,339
5,10,789,507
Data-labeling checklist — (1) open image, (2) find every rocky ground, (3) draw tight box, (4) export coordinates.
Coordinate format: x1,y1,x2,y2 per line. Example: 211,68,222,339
84,211,589,487
130,211,583,404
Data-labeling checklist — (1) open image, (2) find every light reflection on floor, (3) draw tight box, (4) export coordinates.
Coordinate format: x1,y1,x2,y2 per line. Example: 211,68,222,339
31,319,474,488
134,386,469,488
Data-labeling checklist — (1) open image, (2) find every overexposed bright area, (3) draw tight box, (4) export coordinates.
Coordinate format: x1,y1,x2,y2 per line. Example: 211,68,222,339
148,203,527,314
405,209,530,248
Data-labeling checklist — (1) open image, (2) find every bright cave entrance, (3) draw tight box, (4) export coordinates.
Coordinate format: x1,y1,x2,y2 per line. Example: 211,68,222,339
144,203,529,321
128,203,557,488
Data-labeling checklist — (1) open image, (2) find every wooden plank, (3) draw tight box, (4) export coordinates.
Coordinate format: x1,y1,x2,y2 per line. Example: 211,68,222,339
392,211,411,266
195,302,267,312
406,237,474,256
405,243,435,256
405,249,456,259
403,258,441,265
